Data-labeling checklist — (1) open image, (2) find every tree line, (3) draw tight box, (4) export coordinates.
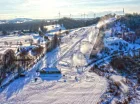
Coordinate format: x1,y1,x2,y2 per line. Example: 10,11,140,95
0,17,100,35
118,13,140,37
0,20,54,32
58,17,100,29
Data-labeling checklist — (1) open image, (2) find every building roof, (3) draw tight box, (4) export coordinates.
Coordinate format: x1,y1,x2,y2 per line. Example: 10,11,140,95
41,67,60,72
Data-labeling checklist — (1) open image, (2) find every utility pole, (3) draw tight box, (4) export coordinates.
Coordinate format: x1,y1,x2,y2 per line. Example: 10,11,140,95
123,8,125,15
84,13,86,26
94,13,96,18
70,14,72,18
58,12,61,19
81,14,83,20
84,13,86,20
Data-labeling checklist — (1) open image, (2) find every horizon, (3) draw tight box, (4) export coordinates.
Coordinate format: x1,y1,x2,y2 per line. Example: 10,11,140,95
0,12,139,21
0,0,140,20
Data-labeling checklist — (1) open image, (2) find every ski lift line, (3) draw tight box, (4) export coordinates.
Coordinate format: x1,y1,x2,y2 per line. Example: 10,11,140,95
49,27,93,68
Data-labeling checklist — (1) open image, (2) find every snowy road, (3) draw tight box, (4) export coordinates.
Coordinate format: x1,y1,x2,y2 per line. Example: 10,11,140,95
0,26,107,104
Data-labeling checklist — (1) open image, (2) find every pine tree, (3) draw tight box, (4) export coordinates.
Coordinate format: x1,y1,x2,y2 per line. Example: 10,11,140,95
2,30,7,35
52,34,58,49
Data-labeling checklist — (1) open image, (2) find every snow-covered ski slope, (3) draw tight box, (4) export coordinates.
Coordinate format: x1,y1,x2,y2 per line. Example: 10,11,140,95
0,25,108,104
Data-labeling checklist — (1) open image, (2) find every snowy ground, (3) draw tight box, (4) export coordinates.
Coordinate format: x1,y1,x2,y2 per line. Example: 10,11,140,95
0,72,107,104
0,25,108,104
2,17,139,104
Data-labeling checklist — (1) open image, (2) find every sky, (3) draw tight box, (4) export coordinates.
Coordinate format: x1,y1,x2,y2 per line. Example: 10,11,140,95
0,0,140,19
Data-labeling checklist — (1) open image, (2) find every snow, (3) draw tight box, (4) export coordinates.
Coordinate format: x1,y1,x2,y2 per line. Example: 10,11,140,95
0,49,7,54
1,73,18,87
80,41,92,55
110,75,129,94
135,38,140,44
97,17,116,28
101,20,140,57
40,67,60,72
88,29,96,43
44,24,66,33
0,73,107,104
0,35,34,44
45,30,67,37
104,37,128,50
2,17,139,103
0,34,37,55
72,52,87,67
0,24,108,104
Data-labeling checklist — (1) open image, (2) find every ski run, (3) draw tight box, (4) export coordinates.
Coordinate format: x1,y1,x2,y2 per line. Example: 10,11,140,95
0,17,140,104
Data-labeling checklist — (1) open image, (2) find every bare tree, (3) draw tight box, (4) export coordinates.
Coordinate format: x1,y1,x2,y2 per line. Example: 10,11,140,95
4,41,8,46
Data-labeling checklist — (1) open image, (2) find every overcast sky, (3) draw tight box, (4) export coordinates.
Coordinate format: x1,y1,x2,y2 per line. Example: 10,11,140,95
0,0,139,19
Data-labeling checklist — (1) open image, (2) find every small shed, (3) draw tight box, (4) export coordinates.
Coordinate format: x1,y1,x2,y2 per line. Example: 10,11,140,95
39,67,61,74
39,67,62,81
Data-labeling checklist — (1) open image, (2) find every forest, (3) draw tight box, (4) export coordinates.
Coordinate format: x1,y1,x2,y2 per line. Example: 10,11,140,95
119,13,140,37
0,17,100,33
